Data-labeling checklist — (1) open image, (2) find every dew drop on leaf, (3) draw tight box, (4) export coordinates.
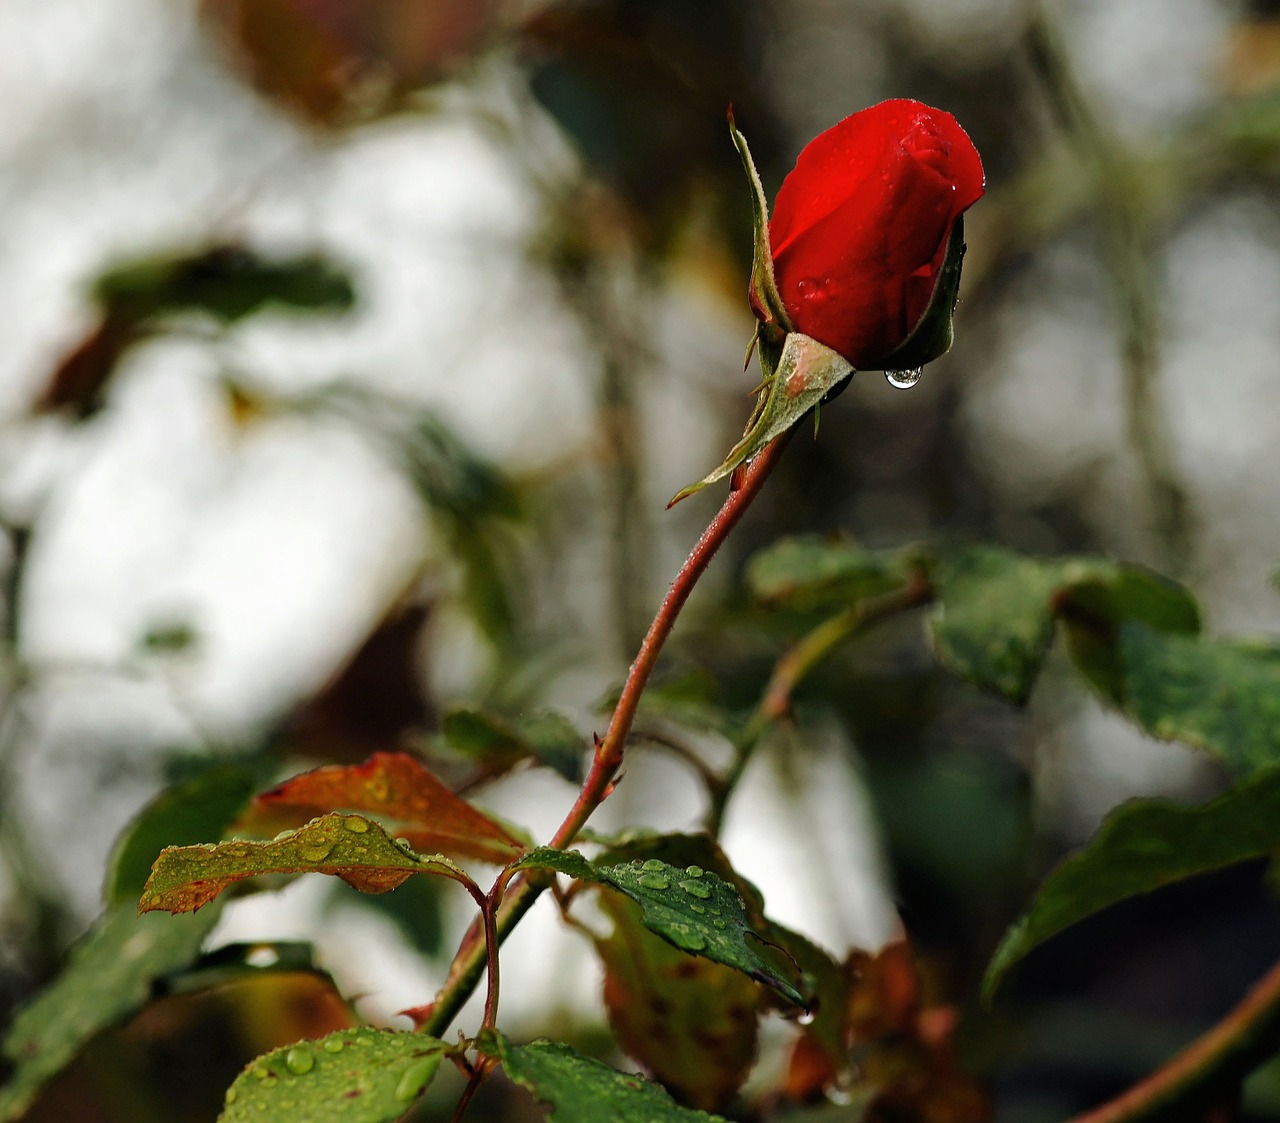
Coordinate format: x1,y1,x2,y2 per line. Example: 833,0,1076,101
299,843,333,862
684,865,704,878
343,817,370,834
885,367,922,389
638,873,669,890
285,1046,314,1075
640,859,665,873
323,1038,345,1053
394,1057,440,1103
679,879,711,899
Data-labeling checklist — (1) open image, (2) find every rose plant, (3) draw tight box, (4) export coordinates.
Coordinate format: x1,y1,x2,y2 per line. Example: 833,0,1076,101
11,87,1280,1123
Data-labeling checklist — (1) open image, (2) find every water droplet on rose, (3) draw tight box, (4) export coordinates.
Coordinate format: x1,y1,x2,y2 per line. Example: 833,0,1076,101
797,277,829,305
885,367,922,389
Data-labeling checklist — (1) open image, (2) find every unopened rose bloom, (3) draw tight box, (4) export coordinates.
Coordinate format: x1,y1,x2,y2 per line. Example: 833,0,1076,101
760,99,985,370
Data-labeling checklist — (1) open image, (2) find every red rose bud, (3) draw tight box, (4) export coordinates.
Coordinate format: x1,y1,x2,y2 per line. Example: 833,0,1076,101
762,99,984,371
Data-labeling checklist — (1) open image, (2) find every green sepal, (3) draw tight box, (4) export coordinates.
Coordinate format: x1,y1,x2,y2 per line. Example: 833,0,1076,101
669,332,853,506
879,217,967,372
729,110,790,339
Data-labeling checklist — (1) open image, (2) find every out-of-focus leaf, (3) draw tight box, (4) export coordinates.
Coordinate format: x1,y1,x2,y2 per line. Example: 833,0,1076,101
32,246,354,419
283,598,435,763
94,245,355,325
401,414,520,521
0,906,221,1122
520,0,780,249
140,813,469,915
929,547,1199,704
1057,567,1202,702
441,708,586,783
31,316,139,417
929,548,1067,702
490,1036,729,1123
201,0,499,127
595,892,760,1111
1073,624,1280,774
746,537,920,611
105,766,257,906
514,849,804,1005
984,767,1280,1001
219,1027,446,1122
237,752,528,864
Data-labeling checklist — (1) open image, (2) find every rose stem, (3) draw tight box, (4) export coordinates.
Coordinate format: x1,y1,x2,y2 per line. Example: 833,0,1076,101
1067,953,1280,1122
418,431,792,1038
704,571,934,837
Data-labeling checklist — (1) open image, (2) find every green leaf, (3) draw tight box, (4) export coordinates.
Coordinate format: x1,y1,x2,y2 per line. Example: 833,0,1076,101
492,1036,729,1123
0,906,221,1121
929,547,1199,704
514,849,804,1006
139,813,470,915
595,892,761,1111
1094,624,1280,774
929,548,1067,702
441,708,586,783
94,246,355,325
984,767,1280,1002
670,333,853,506
105,765,256,905
746,537,920,611
219,1028,446,1123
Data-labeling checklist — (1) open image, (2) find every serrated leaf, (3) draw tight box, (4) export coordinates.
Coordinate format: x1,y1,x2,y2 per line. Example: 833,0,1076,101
106,766,256,905
746,537,920,611
238,752,528,864
140,813,469,915
219,1027,446,1122
671,333,853,506
0,906,220,1121
441,708,585,783
596,892,760,1111
492,1036,729,1123
984,767,1280,1002
929,547,1199,704
1092,624,1280,774
929,549,1069,702
514,849,804,1006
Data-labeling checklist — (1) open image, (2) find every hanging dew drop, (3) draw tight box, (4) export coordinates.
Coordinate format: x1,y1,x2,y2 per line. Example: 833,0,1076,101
885,367,922,389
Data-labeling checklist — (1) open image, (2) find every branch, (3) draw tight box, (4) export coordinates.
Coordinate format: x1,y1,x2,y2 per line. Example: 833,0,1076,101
1070,955,1280,1123
415,432,792,1037
705,572,934,836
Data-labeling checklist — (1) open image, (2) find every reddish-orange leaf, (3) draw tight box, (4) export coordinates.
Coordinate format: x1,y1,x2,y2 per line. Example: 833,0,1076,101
140,813,470,915
239,752,527,865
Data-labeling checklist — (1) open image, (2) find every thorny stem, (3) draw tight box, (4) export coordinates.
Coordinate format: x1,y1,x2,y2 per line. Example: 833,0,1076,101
418,433,792,1038
1068,953,1280,1123
705,573,934,837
